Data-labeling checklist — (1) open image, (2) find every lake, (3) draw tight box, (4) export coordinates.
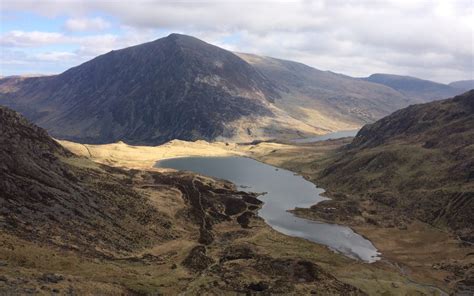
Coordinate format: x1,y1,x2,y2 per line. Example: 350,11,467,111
290,129,359,143
156,156,380,263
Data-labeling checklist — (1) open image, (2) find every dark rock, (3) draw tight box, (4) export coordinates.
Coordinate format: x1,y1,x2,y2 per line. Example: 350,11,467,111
237,211,255,228
39,273,64,283
220,245,256,262
182,245,214,272
365,217,378,225
198,228,215,245
221,197,248,216
242,195,263,205
247,281,269,291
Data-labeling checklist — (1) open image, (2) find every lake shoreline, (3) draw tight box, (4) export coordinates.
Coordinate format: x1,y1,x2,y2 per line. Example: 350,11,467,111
156,156,381,263
59,137,466,293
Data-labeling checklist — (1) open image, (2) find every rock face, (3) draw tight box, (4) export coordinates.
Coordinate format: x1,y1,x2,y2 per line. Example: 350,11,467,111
2,34,466,145
317,90,474,241
362,73,461,102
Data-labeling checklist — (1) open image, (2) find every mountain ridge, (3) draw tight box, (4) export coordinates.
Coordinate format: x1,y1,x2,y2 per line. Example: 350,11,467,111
0,33,468,145
362,73,462,101
449,79,474,91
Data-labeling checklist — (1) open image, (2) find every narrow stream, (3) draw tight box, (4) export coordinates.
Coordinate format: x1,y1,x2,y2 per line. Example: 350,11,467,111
156,156,380,263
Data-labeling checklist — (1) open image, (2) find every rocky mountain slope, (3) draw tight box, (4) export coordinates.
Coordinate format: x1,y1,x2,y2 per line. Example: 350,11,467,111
0,105,366,294
2,33,466,145
237,54,412,131
298,90,473,242
0,104,177,256
0,34,286,144
362,73,462,102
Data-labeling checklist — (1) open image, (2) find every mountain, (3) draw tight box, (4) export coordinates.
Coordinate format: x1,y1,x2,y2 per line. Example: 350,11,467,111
362,73,461,101
236,54,411,131
0,33,437,145
449,80,474,91
302,90,473,242
0,34,291,144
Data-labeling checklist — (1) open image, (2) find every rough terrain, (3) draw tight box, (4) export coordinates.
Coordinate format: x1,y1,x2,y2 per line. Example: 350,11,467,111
0,106,370,295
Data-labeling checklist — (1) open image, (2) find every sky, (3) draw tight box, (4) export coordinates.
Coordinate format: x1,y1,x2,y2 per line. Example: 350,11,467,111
0,0,472,83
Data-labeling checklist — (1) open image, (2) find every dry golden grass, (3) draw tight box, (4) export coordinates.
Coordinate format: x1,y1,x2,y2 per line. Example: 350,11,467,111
58,139,245,169
52,138,466,294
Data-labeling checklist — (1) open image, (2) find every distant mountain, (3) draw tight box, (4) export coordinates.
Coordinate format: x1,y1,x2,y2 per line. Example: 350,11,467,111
362,73,461,102
0,34,466,145
315,90,474,241
449,80,474,91
237,54,411,131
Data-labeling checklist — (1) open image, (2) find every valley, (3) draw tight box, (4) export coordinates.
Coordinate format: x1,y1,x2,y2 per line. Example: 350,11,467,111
57,92,474,295
1,34,469,146
0,28,472,295
0,106,447,295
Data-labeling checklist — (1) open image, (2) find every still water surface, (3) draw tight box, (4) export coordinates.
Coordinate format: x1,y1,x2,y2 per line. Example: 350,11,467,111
290,129,359,143
156,156,380,263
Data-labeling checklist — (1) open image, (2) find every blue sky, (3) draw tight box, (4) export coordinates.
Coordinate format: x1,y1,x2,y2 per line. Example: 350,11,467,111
1,0,472,83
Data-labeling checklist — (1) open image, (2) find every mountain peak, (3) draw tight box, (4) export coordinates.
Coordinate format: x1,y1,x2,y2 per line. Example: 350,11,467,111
0,32,279,145
165,32,195,40
160,32,202,43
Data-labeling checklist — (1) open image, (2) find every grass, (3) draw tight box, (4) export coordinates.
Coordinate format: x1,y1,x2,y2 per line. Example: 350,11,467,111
2,137,464,294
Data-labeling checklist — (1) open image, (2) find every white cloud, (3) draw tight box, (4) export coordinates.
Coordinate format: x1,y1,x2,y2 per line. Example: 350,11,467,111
64,17,110,32
0,0,472,82
34,51,77,61
0,31,63,47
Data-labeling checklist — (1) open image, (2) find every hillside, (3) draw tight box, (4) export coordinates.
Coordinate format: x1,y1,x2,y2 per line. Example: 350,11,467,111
236,53,411,131
0,105,179,255
297,90,474,242
362,73,461,101
2,33,459,145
